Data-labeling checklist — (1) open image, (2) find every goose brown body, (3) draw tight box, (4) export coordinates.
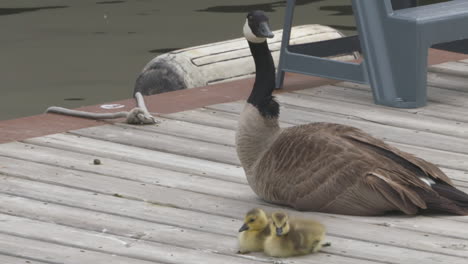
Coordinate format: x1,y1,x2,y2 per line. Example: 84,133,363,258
237,10,468,216
238,113,467,215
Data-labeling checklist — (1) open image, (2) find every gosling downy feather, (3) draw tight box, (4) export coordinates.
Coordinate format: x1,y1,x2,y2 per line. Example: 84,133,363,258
264,211,326,258
236,10,468,216
238,208,271,253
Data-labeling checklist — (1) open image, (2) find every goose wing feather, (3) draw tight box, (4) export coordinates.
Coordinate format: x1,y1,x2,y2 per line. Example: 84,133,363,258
253,123,451,215
344,129,452,184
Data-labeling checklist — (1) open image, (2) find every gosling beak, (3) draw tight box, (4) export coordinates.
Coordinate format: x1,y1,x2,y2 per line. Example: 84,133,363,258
258,21,274,38
276,227,283,236
239,223,249,232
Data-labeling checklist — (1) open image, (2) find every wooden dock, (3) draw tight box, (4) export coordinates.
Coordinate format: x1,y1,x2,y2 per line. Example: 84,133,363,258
1,58,468,263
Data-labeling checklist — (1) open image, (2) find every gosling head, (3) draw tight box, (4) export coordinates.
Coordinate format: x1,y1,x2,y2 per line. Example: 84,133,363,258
239,208,269,232
243,10,274,43
271,211,290,236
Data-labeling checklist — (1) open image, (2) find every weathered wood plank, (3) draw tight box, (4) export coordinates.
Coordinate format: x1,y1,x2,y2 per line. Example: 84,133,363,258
428,61,468,78
435,214,468,223
390,142,468,173
132,105,468,184
427,72,468,92
0,254,49,264
0,194,255,262
294,85,468,124
1,212,448,264
0,232,159,264
161,108,239,130
0,175,239,234
4,148,465,239
274,94,468,139
23,121,468,179
21,134,244,183
0,178,381,264
0,154,251,200
206,101,468,172
1,146,467,232
69,124,240,165
1,174,468,261
207,97,468,140
116,112,468,185
442,168,468,185
211,92,468,155
0,196,379,264
0,213,271,264
337,81,468,108
0,157,263,216
0,141,246,185
116,117,236,146
327,213,468,240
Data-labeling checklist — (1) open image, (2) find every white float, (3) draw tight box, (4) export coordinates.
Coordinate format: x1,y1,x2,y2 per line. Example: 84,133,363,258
134,25,358,95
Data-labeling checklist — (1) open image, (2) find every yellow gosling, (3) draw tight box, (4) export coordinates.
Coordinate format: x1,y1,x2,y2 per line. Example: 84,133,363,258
238,208,271,254
264,211,326,257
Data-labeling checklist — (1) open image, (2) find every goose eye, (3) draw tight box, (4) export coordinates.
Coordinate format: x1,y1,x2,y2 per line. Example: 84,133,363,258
249,218,255,223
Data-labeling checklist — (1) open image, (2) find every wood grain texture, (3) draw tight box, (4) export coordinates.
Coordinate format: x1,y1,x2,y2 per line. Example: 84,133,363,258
0,254,50,264
0,232,160,264
1,58,468,264
0,173,467,263
0,213,268,264
22,133,244,183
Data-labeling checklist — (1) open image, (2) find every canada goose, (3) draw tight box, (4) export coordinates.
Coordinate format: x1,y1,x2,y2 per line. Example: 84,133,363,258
236,10,468,216
238,208,271,254
264,211,326,258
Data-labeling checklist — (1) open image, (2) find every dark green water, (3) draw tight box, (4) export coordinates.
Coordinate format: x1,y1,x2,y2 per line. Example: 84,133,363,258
0,0,446,121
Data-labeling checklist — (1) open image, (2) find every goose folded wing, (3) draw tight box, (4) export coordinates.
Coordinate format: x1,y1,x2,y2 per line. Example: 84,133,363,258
343,129,453,185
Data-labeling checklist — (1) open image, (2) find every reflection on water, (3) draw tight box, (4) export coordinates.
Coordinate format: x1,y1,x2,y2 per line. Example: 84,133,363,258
0,0,453,121
96,0,126,4
64,98,85,101
326,25,356,32
149,48,180,54
319,5,353,16
0,6,67,16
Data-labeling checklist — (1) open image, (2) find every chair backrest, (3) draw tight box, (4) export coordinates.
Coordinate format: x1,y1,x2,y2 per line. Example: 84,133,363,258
383,0,395,13
352,0,394,18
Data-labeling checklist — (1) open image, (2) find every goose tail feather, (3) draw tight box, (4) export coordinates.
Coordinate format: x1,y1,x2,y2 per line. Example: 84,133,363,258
415,183,468,215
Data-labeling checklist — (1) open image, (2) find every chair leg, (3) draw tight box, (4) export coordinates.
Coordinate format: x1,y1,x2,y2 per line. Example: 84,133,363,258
352,0,427,108
276,0,296,89
369,36,429,108
375,39,429,108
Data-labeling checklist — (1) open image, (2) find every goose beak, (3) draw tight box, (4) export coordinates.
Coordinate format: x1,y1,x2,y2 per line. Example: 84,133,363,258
239,223,249,232
258,22,274,38
276,227,283,236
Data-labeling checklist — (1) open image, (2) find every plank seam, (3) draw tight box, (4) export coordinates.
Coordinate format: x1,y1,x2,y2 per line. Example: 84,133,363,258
0,251,58,264
2,174,468,255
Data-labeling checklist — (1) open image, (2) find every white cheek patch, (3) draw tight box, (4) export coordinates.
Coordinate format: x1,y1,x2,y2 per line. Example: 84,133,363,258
243,19,266,43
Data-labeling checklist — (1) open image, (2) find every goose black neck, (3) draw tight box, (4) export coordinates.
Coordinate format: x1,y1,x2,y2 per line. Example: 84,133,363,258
247,40,279,118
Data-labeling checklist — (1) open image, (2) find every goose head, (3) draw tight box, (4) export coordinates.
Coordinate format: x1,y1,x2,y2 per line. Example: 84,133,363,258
271,211,290,236
239,208,269,232
243,10,274,43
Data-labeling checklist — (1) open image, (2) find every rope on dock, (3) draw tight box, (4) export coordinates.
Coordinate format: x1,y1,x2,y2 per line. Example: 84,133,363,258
45,92,157,125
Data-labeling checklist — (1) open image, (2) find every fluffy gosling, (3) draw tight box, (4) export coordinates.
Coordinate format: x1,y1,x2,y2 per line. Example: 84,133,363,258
238,208,271,254
264,211,326,257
